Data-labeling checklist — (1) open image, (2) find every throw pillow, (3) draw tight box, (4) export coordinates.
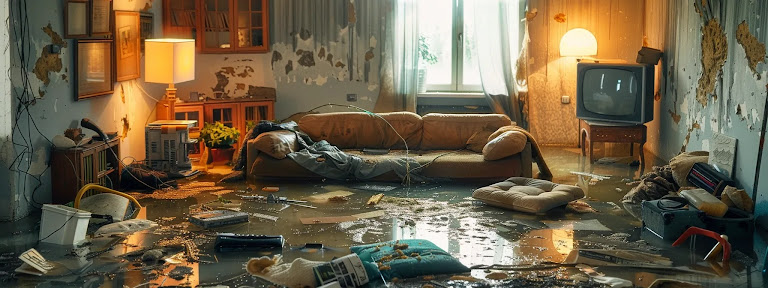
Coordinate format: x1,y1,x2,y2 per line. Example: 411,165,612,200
251,131,297,159
350,239,469,280
465,127,496,153
482,130,527,160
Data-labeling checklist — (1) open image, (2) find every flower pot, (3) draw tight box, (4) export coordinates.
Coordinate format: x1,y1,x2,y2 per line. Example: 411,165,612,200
208,147,235,164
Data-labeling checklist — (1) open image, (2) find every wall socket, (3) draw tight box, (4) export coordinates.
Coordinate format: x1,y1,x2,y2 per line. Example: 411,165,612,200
561,95,571,104
346,93,358,102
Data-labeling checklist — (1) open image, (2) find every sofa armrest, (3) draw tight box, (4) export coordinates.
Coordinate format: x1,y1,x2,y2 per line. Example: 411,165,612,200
246,139,261,176
520,142,533,178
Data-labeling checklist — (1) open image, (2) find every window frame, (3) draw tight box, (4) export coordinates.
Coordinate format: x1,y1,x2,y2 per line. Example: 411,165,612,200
423,0,482,93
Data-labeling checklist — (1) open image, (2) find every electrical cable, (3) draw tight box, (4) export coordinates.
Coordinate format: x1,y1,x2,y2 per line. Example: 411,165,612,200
301,103,414,187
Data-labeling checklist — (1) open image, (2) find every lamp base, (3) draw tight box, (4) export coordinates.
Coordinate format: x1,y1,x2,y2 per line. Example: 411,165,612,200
156,86,178,120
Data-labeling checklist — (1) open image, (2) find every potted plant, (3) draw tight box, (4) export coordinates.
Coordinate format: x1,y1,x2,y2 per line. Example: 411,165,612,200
199,122,241,163
418,35,438,93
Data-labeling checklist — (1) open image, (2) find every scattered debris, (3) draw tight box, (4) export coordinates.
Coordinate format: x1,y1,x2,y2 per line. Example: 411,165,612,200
566,200,597,213
141,249,164,262
189,210,249,228
367,193,384,205
168,265,194,280
306,190,355,203
94,219,158,237
570,171,611,181
262,186,280,192
250,212,279,222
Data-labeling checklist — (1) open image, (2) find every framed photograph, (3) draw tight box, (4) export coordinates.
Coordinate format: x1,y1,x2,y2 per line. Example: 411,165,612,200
114,11,141,81
90,0,112,37
65,0,89,38
75,39,114,100
140,13,154,53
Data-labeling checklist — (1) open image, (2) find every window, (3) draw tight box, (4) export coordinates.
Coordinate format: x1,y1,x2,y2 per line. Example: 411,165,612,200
418,0,481,92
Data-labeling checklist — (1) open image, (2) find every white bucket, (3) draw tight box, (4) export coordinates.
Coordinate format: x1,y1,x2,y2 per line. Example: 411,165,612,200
39,204,91,245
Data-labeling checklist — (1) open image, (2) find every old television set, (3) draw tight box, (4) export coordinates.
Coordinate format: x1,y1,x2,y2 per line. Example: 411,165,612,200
576,63,654,125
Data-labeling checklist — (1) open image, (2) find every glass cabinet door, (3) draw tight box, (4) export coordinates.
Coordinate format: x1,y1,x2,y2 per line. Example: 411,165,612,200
202,0,232,51
235,0,268,52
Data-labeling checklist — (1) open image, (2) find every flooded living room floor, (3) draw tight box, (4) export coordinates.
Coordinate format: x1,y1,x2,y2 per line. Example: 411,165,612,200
0,146,764,287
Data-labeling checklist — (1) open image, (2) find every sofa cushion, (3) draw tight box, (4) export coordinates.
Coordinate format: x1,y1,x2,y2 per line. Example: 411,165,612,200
250,131,298,159
298,112,422,149
421,113,512,150
465,128,496,153
472,177,584,213
482,131,527,160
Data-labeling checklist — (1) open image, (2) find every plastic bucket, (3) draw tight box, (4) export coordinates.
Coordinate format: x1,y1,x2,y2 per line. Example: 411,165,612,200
39,204,91,245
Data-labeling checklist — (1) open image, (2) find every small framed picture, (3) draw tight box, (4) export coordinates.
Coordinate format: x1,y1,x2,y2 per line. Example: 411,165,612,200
90,0,112,37
140,13,154,53
65,0,89,38
75,39,114,100
114,11,141,81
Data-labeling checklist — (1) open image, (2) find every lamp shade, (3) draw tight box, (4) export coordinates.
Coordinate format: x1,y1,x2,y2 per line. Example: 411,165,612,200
559,28,597,57
144,39,195,84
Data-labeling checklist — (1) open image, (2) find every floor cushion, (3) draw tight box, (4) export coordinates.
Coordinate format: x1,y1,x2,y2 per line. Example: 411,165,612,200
472,177,584,213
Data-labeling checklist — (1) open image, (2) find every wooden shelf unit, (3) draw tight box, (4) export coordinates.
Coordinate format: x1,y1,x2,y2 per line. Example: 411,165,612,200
176,98,274,155
50,137,121,204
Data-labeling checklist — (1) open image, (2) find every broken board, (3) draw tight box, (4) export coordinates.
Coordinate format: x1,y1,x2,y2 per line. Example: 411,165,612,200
300,210,386,225
306,190,355,203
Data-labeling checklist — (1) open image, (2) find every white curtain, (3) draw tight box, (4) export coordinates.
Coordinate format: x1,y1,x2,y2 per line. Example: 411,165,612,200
473,0,526,127
375,0,420,112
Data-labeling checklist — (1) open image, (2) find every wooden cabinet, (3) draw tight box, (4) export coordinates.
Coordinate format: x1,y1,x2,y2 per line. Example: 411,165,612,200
176,99,274,153
164,0,269,53
50,137,121,204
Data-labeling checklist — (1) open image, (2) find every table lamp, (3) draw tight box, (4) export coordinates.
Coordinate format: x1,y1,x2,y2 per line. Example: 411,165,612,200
560,28,597,61
144,39,196,120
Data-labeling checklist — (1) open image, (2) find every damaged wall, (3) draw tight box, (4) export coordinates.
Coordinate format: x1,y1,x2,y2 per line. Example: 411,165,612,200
174,0,387,120
526,0,647,146
5,0,164,220
1,0,14,221
658,0,767,199
654,0,768,260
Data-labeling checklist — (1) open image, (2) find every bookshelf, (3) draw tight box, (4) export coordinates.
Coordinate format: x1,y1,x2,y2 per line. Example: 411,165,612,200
50,137,121,204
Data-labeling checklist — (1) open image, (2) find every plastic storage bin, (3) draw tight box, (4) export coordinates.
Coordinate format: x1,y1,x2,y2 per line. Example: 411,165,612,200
680,189,728,217
39,204,91,245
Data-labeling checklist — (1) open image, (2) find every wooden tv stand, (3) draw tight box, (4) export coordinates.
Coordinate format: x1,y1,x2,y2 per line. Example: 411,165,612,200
579,120,646,164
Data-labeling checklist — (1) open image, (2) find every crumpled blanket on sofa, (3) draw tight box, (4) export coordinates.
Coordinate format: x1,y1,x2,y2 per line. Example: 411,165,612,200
287,140,429,182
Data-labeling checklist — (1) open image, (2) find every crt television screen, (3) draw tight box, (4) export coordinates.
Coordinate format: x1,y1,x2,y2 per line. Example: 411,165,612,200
582,68,638,116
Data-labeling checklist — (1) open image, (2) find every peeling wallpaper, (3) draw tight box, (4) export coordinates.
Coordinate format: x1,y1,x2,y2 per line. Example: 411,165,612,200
6,0,164,220
658,0,767,197
174,0,387,120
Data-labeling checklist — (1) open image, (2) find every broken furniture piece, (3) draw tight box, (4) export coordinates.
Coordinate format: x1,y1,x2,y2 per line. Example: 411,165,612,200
472,177,584,213
672,226,731,265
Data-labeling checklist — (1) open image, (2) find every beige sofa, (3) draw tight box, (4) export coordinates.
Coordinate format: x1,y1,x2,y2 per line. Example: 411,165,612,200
246,112,534,182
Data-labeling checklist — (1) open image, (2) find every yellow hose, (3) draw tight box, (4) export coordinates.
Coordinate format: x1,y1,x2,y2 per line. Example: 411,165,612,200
73,183,142,214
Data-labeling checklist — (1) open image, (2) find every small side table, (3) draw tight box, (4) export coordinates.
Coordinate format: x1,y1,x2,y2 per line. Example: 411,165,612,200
580,119,646,164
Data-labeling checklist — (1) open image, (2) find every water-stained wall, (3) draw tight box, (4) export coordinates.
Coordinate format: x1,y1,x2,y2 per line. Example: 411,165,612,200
657,0,766,203
4,0,163,220
651,0,768,261
173,0,387,120
526,0,647,146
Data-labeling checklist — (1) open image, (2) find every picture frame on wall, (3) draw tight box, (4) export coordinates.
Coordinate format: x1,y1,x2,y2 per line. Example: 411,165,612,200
65,0,89,38
90,0,112,37
139,12,154,53
75,39,114,100
114,11,141,81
